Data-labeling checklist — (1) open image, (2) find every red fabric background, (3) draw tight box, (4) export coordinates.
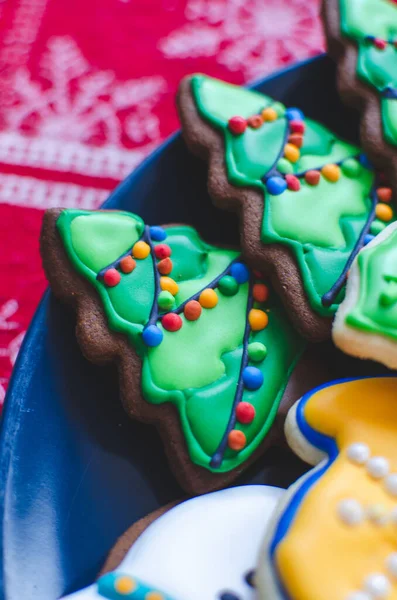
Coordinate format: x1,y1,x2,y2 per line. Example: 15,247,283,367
0,0,324,405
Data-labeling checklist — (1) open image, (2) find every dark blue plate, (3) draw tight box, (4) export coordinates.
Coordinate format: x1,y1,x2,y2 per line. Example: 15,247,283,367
0,56,366,600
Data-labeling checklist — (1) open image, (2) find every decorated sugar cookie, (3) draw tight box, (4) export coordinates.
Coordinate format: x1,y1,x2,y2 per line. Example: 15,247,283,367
323,0,397,171
63,485,284,600
333,220,397,369
257,377,397,600
178,74,395,341
41,208,325,493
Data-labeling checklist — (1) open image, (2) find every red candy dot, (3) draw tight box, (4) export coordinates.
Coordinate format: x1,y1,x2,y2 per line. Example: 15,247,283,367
162,313,183,332
158,258,173,275
305,170,321,186
154,244,171,260
288,133,303,148
236,402,256,424
247,115,263,129
253,283,269,303
289,120,305,134
120,256,136,274
228,116,247,135
103,268,121,287
184,300,202,321
374,38,387,50
285,174,301,191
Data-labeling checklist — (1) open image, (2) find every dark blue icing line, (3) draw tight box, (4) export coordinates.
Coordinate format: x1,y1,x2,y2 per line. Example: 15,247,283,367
210,276,254,469
261,115,291,182
321,182,378,307
146,226,161,326
383,86,397,99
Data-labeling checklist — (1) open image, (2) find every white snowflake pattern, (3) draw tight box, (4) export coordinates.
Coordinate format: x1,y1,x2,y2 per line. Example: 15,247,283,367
2,36,167,149
159,0,325,80
0,301,25,369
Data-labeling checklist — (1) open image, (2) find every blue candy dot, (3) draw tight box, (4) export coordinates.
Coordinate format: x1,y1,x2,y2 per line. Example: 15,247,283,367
242,366,264,391
230,262,250,284
359,153,373,170
364,234,375,245
142,325,163,347
266,176,287,196
285,107,304,122
149,225,167,241
219,594,240,600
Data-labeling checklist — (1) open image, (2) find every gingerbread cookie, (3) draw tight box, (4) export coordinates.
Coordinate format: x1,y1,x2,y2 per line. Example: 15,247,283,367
323,0,397,172
41,208,325,493
333,220,397,369
257,377,397,600
62,485,284,600
177,74,395,341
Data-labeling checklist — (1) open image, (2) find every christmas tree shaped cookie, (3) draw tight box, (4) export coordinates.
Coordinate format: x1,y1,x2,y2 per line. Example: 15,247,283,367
41,208,317,493
257,377,397,600
323,0,397,171
178,74,395,341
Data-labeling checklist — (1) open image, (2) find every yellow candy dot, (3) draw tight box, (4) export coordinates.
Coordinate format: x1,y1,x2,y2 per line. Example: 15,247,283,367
321,164,340,182
249,308,269,331
199,288,218,308
375,202,393,222
160,276,179,296
284,143,300,163
115,576,136,594
261,107,278,122
145,593,164,600
132,240,150,259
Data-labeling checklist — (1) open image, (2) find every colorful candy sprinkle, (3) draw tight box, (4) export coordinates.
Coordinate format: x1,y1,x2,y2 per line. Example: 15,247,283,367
199,288,218,308
242,366,264,390
120,256,136,274
304,170,320,186
160,277,179,296
162,313,183,332
236,402,256,424
247,115,263,128
266,176,287,195
248,342,267,362
341,158,361,178
376,203,393,222
142,325,163,347
248,308,269,331
286,108,304,122
284,143,300,163
374,38,387,50
218,275,239,296
288,133,303,148
321,164,340,182
154,244,171,259
359,153,373,170
364,234,375,246
272,102,286,117
184,300,202,321
103,268,121,287
115,576,136,594
377,187,392,203
132,240,150,259
157,257,173,275
149,226,167,241
230,262,250,284
261,107,278,122
146,593,165,600
285,174,301,191
228,116,247,135
228,429,247,451
277,158,294,174
370,220,386,235
253,283,269,303
158,291,175,311
289,120,305,134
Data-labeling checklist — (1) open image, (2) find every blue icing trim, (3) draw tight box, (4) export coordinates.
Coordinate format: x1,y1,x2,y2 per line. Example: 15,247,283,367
97,572,178,600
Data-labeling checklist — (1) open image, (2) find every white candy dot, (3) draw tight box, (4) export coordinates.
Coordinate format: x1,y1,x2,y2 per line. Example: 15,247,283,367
367,504,388,525
364,573,391,598
347,443,370,465
386,553,397,578
337,499,364,526
346,593,372,600
366,457,389,479
385,474,397,497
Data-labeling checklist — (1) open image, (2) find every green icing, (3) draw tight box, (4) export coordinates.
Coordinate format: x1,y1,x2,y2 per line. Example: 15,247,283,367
56,208,304,473
346,226,397,340
191,74,378,316
340,0,397,145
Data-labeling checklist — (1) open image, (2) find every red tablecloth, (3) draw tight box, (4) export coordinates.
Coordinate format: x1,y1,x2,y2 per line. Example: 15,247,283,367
0,0,324,405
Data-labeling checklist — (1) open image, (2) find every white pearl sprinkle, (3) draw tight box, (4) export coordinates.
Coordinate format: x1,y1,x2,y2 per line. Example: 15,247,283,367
363,573,391,598
347,443,370,465
337,499,364,526
366,457,390,479
386,553,397,578
367,504,388,526
346,592,372,600
385,474,397,497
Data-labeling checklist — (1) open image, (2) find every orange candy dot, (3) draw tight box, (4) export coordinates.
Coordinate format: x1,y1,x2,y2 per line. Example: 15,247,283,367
120,256,136,274
132,241,150,259
377,187,392,203
160,277,179,296
253,283,269,303
321,164,340,182
199,288,218,309
376,203,393,222
115,576,136,594
284,143,300,163
249,309,269,331
261,107,278,122
228,430,247,451
184,300,202,321
247,115,263,129
157,257,173,275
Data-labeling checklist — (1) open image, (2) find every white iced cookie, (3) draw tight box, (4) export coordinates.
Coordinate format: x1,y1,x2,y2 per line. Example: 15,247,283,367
63,485,283,600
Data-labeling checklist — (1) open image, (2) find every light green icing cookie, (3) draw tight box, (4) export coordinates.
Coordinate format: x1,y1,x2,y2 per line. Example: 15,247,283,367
56,209,304,473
